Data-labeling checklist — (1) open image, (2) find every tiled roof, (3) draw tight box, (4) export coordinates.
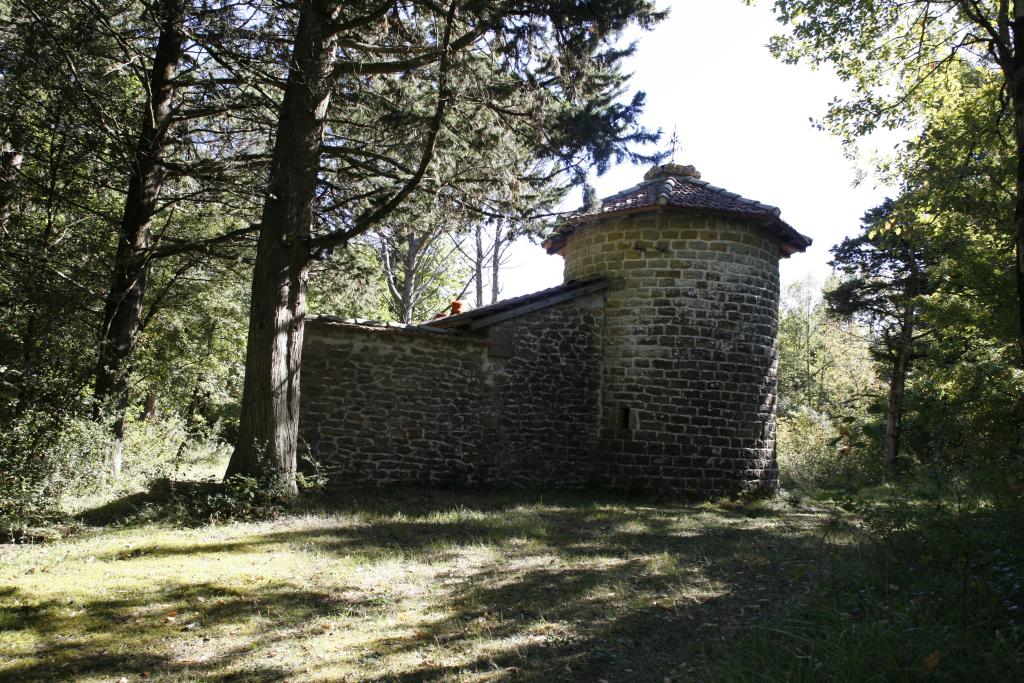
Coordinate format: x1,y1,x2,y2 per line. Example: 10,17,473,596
423,277,610,330
543,164,812,256
307,278,609,332
306,315,469,336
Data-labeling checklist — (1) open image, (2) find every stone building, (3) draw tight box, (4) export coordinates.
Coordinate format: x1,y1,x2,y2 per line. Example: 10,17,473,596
299,163,811,497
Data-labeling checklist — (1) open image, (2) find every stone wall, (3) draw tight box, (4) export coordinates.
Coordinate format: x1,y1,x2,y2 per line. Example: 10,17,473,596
564,212,780,496
300,210,783,498
483,296,604,487
299,293,605,488
300,325,492,485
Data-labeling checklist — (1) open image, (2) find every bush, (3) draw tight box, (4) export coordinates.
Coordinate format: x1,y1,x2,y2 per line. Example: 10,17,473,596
1,408,232,533
118,414,230,486
194,474,290,522
777,407,880,490
0,411,111,529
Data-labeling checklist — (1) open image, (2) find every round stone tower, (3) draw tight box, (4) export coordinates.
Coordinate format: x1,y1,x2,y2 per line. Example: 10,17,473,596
544,163,811,496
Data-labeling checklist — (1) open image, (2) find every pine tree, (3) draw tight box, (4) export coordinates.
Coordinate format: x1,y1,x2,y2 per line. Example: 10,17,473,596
227,0,667,493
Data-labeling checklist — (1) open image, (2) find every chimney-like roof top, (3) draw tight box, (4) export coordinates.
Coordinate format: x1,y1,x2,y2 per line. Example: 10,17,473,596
543,163,812,256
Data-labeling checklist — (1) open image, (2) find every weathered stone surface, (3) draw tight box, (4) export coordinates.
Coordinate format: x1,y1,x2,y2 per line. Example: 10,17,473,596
300,209,785,498
483,297,603,487
564,212,780,495
300,326,490,486
299,294,604,489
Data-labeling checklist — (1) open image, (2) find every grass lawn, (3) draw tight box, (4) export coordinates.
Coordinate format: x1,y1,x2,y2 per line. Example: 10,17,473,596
1,490,830,682
1,487,1021,681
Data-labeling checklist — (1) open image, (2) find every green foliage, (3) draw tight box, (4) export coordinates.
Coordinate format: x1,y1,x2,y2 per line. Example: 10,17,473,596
779,278,879,417
295,453,329,493
865,67,1022,469
711,486,1024,681
777,407,881,490
777,278,881,488
828,200,931,336
0,0,260,444
0,0,133,423
130,246,253,437
0,405,235,531
771,49,1022,483
168,452,331,525
307,244,391,320
0,412,111,528
192,474,290,524
762,1,1005,147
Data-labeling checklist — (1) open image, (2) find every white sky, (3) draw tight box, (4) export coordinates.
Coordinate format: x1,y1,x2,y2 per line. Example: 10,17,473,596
498,0,902,300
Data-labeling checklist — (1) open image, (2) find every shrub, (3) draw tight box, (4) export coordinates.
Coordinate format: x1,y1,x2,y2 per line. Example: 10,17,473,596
777,407,880,490
117,415,229,487
1,408,233,533
199,474,289,522
0,411,111,529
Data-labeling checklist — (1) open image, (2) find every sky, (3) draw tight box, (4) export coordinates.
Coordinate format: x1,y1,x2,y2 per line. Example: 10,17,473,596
498,0,902,300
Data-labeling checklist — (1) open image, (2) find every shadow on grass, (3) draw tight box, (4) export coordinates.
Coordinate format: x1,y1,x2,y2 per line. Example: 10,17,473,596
9,488,835,681
1,580,335,681
74,479,221,527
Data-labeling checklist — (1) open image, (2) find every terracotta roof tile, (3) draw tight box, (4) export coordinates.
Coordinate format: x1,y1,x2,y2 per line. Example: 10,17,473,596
543,164,811,256
423,277,610,330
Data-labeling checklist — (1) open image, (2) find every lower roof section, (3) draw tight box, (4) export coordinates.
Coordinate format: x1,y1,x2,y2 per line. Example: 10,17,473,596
422,277,610,331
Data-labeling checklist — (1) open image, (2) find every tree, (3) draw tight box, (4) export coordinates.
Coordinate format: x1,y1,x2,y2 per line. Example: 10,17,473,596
93,0,189,474
468,219,512,307
460,159,569,307
224,0,339,490
1,0,276,480
370,197,471,324
307,245,390,321
78,0,275,472
0,0,140,419
876,65,1023,465
776,277,880,487
828,200,933,480
226,0,667,493
375,238,469,323
760,0,1024,364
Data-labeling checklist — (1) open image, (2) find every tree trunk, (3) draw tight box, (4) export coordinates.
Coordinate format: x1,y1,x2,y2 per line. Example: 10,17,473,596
225,1,338,494
1012,3,1024,366
400,232,419,323
0,145,23,236
491,221,503,305
883,312,914,482
140,391,158,422
93,0,186,474
474,223,484,308
1015,82,1024,366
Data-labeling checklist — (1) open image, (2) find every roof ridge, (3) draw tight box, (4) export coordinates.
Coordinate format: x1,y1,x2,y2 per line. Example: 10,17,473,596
600,179,655,204
422,276,611,329
542,171,811,256
656,177,675,206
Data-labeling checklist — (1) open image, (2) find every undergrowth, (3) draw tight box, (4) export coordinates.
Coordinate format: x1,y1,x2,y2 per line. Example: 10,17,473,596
1,412,232,539
709,483,1024,681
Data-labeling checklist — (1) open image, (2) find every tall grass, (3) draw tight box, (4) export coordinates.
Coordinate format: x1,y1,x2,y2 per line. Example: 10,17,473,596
709,487,1024,681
